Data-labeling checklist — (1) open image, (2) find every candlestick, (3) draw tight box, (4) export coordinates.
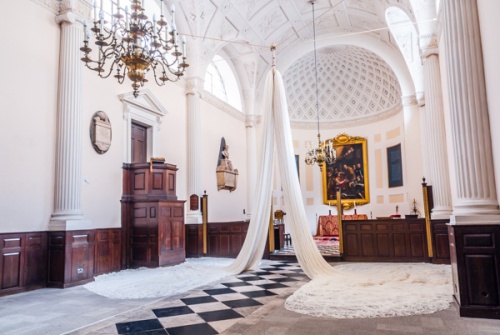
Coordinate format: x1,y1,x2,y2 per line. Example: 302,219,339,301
171,4,175,25
125,6,129,30
172,24,178,45
83,20,87,41
99,10,104,35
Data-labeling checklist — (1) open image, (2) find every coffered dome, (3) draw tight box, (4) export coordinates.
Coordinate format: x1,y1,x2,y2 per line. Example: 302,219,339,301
284,45,402,127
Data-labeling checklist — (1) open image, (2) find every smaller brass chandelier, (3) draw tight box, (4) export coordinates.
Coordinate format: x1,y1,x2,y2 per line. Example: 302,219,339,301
80,0,189,97
304,1,336,171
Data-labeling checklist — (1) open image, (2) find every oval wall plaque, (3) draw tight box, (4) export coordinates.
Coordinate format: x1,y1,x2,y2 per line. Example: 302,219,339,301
90,111,112,154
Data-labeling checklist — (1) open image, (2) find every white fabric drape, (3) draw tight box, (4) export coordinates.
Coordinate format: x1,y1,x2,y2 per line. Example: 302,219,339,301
226,69,335,279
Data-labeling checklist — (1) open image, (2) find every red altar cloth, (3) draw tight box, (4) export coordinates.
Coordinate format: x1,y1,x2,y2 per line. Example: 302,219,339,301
315,214,368,237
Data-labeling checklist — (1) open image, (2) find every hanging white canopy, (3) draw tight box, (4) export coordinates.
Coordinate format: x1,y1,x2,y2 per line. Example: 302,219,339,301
226,66,336,279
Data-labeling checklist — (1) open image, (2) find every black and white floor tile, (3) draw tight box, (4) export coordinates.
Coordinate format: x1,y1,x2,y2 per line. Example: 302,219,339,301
273,243,340,257
114,262,306,335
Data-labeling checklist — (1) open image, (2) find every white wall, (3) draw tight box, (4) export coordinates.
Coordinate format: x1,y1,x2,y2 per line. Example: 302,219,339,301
199,99,248,222
80,39,190,228
0,1,59,233
281,111,419,234
0,1,204,233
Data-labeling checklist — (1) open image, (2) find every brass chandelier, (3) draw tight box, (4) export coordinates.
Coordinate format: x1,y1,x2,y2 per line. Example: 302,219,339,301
304,1,336,171
80,0,189,97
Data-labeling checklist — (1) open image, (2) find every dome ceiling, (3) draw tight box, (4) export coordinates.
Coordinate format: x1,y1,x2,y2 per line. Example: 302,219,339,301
283,45,402,127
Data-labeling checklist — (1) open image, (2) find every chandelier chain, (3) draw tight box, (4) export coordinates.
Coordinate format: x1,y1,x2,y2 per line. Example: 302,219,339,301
304,1,336,171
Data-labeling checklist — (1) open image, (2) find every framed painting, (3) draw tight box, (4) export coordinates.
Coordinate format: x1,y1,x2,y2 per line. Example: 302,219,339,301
387,144,403,188
295,154,300,180
322,133,369,209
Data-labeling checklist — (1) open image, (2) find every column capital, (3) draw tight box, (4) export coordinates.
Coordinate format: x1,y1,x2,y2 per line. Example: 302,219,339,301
416,91,425,107
245,115,260,128
420,33,439,58
402,95,418,107
55,11,76,25
185,77,203,96
55,0,89,25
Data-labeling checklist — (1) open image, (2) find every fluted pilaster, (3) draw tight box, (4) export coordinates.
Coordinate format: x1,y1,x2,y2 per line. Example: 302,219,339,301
442,0,500,217
421,49,453,218
186,77,203,223
50,9,90,230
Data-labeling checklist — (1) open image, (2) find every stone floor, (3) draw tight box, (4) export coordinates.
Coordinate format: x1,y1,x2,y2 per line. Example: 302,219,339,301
1,260,500,335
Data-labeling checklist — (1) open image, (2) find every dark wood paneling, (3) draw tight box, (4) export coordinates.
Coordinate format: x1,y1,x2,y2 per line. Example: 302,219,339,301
449,224,500,319
158,201,185,267
47,230,95,288
47,232,65,285
0,232,48,296
95,229,121,276
122,163,184,269
24,233,47,288
342,219,429,262
185,224,203,258
122,163,179,202
207,221,249,258
273,224,284,251
131,122,147,163
432,219,451,264
0,234,24,291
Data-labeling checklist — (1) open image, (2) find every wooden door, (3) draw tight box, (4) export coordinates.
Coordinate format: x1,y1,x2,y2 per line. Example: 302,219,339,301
131,123,147,163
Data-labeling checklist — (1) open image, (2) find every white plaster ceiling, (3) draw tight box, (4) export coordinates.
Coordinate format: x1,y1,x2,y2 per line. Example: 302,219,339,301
174,0,417,121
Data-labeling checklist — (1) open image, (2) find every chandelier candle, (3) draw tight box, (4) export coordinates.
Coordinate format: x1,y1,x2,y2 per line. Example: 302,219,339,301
80,0,189,97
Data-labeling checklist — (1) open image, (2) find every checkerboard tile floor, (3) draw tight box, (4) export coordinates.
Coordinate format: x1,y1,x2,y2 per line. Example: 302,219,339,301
114,262,306,335
274,242,340,257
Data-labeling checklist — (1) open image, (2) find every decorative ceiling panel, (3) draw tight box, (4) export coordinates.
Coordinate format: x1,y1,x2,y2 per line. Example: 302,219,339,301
283,46,402,123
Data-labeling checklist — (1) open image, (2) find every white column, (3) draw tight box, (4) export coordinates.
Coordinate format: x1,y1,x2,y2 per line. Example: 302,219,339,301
245,113,257,220
185,77,203,224
50,8,91,230
420,35,453,219
402,95,424,214
442,0,500,220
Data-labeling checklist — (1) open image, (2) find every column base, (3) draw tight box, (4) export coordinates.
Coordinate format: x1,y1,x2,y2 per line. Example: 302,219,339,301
430,206,453,219
452,201,500,216
49,219,92,231
450,214,500,225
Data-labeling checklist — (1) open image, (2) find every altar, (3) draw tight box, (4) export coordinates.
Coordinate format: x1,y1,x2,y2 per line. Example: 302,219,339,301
315,214,368,238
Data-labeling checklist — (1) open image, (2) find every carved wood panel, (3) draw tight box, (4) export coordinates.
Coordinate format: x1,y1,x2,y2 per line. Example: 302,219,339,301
47,231,95,288
95,229,121,276
0,235,23,290
449,224,500,319
207,222,249,258
342,219,428,262
24,233,47,287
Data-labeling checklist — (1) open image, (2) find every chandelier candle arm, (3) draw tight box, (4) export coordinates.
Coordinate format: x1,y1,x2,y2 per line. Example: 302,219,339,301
80,0,189,98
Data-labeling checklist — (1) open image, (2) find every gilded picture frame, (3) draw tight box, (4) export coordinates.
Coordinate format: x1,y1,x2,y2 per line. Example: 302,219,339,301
322,133,369,209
